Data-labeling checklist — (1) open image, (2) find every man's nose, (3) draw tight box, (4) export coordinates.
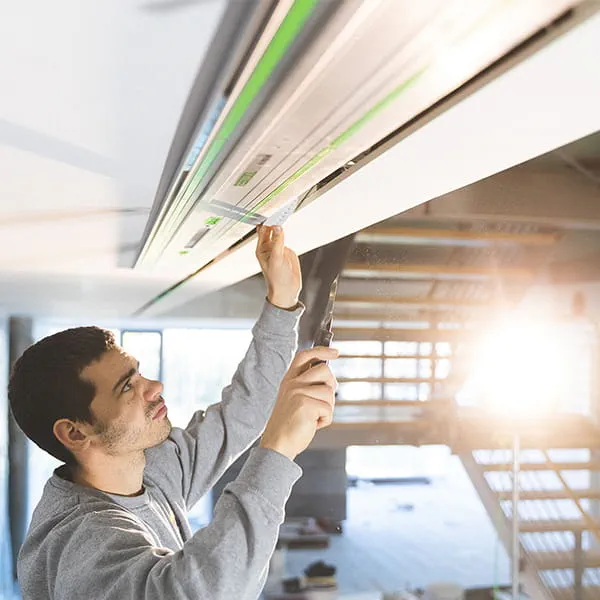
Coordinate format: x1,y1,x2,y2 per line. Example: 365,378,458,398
144,378,164,401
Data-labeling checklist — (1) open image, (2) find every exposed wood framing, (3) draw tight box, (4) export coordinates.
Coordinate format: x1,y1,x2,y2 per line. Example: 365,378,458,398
357,227,558,246
343,263,534,280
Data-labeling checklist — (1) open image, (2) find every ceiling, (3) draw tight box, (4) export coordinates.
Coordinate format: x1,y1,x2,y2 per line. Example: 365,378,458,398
1,1,600,322
336,128,600,318
0,0,226,316
172,128,600,325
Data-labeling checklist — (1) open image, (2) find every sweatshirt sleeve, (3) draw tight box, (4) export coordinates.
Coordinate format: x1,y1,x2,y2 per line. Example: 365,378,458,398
145,300,303,510
48,449,302,600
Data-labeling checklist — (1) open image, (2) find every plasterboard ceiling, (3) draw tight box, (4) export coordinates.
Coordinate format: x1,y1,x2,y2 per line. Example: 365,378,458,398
2,3,600,321
152,10,600,319
0,0,226,316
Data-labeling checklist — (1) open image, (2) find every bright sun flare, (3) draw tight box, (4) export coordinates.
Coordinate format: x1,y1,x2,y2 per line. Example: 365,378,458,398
466,316,575,417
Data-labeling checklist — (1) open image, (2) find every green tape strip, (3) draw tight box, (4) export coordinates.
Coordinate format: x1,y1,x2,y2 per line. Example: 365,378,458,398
138,0,518,315
238,0,518,223
163,0,319,238
239,66,427,222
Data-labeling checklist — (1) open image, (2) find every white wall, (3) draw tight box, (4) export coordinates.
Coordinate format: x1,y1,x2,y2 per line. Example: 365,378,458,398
0,314,14,595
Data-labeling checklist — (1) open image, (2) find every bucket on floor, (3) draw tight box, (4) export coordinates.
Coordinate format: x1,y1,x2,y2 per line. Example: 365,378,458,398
424,582,464,600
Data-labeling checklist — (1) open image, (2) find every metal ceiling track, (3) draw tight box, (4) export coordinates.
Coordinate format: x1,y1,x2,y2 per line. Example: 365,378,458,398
135,0,587,306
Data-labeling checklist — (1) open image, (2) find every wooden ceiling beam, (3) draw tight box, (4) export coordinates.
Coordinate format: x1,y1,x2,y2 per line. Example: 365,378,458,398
333,311,485,323
335,295,495,309
342,263,534,280
357,227,558,247
337,377,439,385
334,326,468,342
337,354,451,360
335,399,452,408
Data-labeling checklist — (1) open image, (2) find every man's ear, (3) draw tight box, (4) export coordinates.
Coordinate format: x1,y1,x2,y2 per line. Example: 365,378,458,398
53,419,93,456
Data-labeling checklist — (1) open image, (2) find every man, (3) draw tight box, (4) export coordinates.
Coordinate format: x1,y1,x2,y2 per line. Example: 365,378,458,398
9,225,338,600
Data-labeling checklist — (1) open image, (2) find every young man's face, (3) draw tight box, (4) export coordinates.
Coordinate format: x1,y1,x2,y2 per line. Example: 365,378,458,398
81,347,171,456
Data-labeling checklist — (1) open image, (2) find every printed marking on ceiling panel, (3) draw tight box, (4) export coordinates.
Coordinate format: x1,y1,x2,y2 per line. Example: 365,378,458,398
237,0,438,217
183,0,362,219
186,0,449,229
142,0,312,269
153,0,581,271
136,0,276,269
154,0,330,268
237,0,577,223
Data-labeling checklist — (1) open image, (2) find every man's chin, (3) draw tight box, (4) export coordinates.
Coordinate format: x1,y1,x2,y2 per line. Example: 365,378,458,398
148,419,172,449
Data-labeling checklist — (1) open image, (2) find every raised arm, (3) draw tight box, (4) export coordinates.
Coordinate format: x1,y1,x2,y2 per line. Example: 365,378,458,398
145,226,305,507
38,347,339,600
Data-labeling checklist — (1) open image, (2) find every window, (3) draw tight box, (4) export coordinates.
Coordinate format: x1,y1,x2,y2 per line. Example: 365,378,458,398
161,327,252,529
121,331,162,381
161,328,252,427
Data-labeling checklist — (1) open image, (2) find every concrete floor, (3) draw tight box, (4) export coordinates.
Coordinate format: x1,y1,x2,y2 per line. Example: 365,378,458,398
284,456,510,596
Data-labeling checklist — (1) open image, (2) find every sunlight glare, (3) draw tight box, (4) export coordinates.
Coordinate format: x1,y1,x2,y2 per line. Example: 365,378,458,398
468,316,571,417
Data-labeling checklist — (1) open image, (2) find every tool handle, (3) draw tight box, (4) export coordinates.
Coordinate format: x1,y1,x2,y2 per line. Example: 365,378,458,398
312,329,334,366
314,328,333,348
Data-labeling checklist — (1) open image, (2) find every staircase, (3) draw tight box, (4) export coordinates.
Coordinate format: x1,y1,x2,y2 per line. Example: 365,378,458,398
318,215,600,599
463,448,600,599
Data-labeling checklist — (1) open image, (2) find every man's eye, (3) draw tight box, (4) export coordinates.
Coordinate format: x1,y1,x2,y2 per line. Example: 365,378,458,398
122,380,133,393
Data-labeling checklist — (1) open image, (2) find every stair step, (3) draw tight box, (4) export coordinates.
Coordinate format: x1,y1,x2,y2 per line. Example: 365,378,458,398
518,519,589,533
455,414,600,450
550,587,600,600
530,549,600,570
483,461,600,472
496,489,600,501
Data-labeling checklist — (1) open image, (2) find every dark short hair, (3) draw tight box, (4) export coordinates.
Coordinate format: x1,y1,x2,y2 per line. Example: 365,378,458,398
8,327,117,465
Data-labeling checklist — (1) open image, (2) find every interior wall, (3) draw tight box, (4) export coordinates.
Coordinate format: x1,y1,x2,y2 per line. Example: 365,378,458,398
0,314,14,595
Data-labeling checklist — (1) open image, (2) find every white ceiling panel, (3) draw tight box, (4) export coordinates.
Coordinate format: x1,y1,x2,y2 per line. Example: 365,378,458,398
0,0,226,288
1,1,599,320
151,9,600,318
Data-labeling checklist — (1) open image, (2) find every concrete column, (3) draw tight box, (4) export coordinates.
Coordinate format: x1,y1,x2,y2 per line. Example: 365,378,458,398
8,316,33,579
286,449,347,524
298,235,355,350
212,447,348,526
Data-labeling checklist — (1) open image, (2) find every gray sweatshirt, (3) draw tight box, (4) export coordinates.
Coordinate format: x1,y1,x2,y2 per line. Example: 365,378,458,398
18,301,304,600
